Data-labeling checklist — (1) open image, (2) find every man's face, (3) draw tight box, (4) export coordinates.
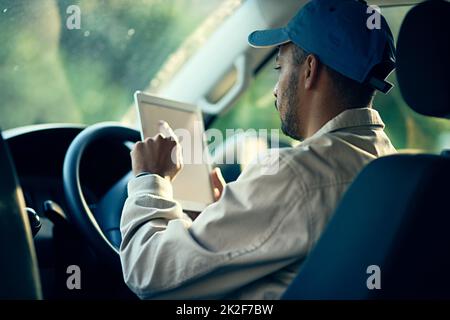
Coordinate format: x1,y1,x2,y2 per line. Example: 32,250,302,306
273,44,303,141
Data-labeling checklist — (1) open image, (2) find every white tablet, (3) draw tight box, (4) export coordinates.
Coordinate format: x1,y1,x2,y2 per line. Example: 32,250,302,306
135,91,214,212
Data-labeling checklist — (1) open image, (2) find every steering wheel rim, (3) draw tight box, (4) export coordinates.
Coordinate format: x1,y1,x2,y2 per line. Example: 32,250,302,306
63,122,140,271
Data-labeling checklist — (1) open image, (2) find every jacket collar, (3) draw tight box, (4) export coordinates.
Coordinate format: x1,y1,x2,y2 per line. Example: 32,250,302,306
307,107,385,141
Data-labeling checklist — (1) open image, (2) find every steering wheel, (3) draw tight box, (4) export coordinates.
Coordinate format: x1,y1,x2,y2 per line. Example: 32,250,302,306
63,123,140,272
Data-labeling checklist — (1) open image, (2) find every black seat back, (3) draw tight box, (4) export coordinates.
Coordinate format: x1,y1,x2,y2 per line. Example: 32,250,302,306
283,154,450,299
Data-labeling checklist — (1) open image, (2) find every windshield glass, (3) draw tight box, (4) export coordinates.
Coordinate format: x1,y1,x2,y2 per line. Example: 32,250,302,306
0,0,240,130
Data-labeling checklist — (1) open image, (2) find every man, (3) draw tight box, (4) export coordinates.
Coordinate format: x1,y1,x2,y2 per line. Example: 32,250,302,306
120,0,397,299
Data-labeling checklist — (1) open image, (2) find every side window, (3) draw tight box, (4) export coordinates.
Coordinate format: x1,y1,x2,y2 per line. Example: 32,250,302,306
210,59,295,147
210,5,450,153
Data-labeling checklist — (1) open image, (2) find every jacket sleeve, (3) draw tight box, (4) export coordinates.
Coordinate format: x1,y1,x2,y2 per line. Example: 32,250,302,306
119,154,311,299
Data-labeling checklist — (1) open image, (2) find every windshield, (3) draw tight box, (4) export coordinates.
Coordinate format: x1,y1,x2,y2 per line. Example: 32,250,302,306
0,0,240,130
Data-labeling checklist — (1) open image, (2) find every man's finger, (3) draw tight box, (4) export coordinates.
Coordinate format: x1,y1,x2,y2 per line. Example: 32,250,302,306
159,120,179,142
215,167,225,186
213,188,221,202
211,167,225,194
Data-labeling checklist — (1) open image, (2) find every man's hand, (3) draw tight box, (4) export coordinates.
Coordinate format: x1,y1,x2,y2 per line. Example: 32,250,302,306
131,121,183,181
211,167,226,201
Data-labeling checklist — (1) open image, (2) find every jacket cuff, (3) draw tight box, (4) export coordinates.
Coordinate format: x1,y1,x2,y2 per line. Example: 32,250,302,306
127,174,173,199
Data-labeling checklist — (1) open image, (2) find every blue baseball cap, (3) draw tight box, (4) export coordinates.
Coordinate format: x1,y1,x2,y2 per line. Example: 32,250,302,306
248,0,396,93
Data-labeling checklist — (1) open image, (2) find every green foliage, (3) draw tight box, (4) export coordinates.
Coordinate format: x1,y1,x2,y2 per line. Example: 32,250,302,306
0,0,220,129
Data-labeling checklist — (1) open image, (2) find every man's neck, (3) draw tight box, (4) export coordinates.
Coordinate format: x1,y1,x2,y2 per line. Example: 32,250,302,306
302,97,371,139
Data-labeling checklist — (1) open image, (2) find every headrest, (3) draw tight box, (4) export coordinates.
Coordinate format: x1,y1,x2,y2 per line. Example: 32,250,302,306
396,0,450,118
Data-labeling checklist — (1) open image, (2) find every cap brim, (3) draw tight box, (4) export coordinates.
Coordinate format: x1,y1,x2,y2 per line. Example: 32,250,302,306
248,28,291,48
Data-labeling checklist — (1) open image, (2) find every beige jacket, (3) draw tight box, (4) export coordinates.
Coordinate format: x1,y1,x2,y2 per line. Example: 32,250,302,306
119,107,396,299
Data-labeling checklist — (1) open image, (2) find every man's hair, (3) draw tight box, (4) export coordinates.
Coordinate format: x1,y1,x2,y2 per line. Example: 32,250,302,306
291,45,376,108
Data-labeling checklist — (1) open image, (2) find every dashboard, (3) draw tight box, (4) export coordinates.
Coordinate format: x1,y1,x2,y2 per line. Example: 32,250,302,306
4,125,133,215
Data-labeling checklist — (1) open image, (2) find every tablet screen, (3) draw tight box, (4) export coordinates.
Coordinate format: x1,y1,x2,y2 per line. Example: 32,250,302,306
136,92,214,212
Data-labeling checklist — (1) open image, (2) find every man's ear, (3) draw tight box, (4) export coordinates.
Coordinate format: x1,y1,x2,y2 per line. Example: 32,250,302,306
303,54,320,90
